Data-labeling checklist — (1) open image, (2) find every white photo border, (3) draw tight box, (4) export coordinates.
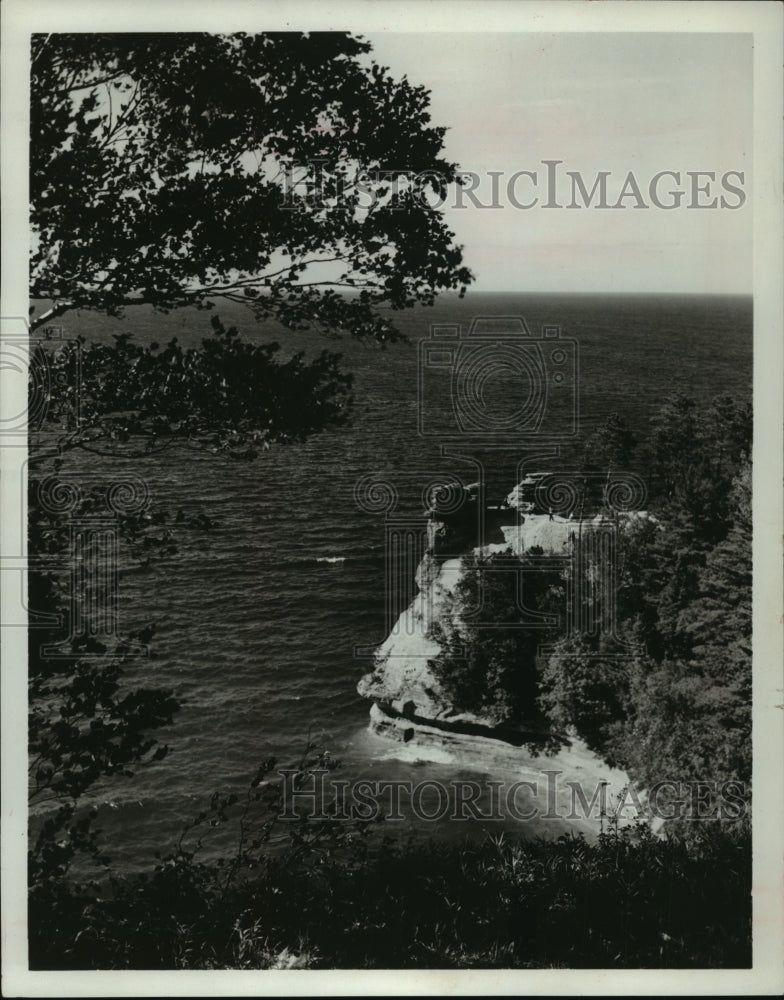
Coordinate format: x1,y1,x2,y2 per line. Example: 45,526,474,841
2,1,782,995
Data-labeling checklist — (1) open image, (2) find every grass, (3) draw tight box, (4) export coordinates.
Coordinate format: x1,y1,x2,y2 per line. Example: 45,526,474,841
29,819,751,970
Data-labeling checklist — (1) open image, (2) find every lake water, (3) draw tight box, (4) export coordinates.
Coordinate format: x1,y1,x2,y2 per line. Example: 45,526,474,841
31,292,752,872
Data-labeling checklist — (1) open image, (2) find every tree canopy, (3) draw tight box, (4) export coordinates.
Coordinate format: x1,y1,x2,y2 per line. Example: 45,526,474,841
33,316,354,458
27,30,473,897
539,394,752,805
30,32,472,337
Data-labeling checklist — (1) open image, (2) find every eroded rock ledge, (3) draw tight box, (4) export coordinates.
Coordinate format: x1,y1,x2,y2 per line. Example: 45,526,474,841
357,500,654,751
369,700,552,748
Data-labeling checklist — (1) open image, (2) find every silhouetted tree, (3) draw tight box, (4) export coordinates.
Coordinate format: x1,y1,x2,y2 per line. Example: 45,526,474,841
28,29,473,914
582,412,637,472
31,32,472,337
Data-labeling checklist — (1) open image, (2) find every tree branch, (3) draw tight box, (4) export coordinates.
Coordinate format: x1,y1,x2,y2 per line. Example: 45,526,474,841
29,301,75,333
54,71,129,95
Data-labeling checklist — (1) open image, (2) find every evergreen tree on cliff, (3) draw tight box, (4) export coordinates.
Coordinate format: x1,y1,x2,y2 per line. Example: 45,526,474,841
538,395,752,808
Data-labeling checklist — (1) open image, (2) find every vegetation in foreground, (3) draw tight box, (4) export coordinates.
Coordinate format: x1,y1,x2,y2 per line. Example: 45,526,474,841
30,770,751,970
25,31,752,971
28,394,753,970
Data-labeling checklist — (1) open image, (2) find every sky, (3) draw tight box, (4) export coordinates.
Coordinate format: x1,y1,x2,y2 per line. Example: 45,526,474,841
362,32,752,294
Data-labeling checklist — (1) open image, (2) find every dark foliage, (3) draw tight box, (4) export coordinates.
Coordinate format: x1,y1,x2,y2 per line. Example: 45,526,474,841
30,816,751,970
26,30,752,971
28,26,471,907
31,32,472,338
32,315,354,458
28,476,182,888
27,392,754,971
539,395,752,810
581,411,637,473
429,548,563,729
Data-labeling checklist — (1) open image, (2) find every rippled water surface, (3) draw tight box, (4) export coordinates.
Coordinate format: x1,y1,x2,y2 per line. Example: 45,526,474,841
35,292,752,870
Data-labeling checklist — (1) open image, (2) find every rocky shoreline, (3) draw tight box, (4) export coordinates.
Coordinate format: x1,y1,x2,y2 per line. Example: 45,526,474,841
357,488,652,829
357,504,603,736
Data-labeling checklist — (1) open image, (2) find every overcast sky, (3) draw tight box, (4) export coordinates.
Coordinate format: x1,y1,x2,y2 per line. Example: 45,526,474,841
363,32,752,294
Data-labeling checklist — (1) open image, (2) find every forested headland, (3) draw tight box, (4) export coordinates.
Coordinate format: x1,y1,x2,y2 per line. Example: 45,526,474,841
24,31,752,970
29,390,752,969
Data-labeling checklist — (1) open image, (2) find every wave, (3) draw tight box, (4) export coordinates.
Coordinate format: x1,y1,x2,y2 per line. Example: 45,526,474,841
279,551,383,567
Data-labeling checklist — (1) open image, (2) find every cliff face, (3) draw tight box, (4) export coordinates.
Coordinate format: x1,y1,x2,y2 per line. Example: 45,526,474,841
357,511,582,736
356,550,464,723
357,505,655,742
356,500,657,835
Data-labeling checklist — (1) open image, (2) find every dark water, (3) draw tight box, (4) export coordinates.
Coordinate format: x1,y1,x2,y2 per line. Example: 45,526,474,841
32,292,752,871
